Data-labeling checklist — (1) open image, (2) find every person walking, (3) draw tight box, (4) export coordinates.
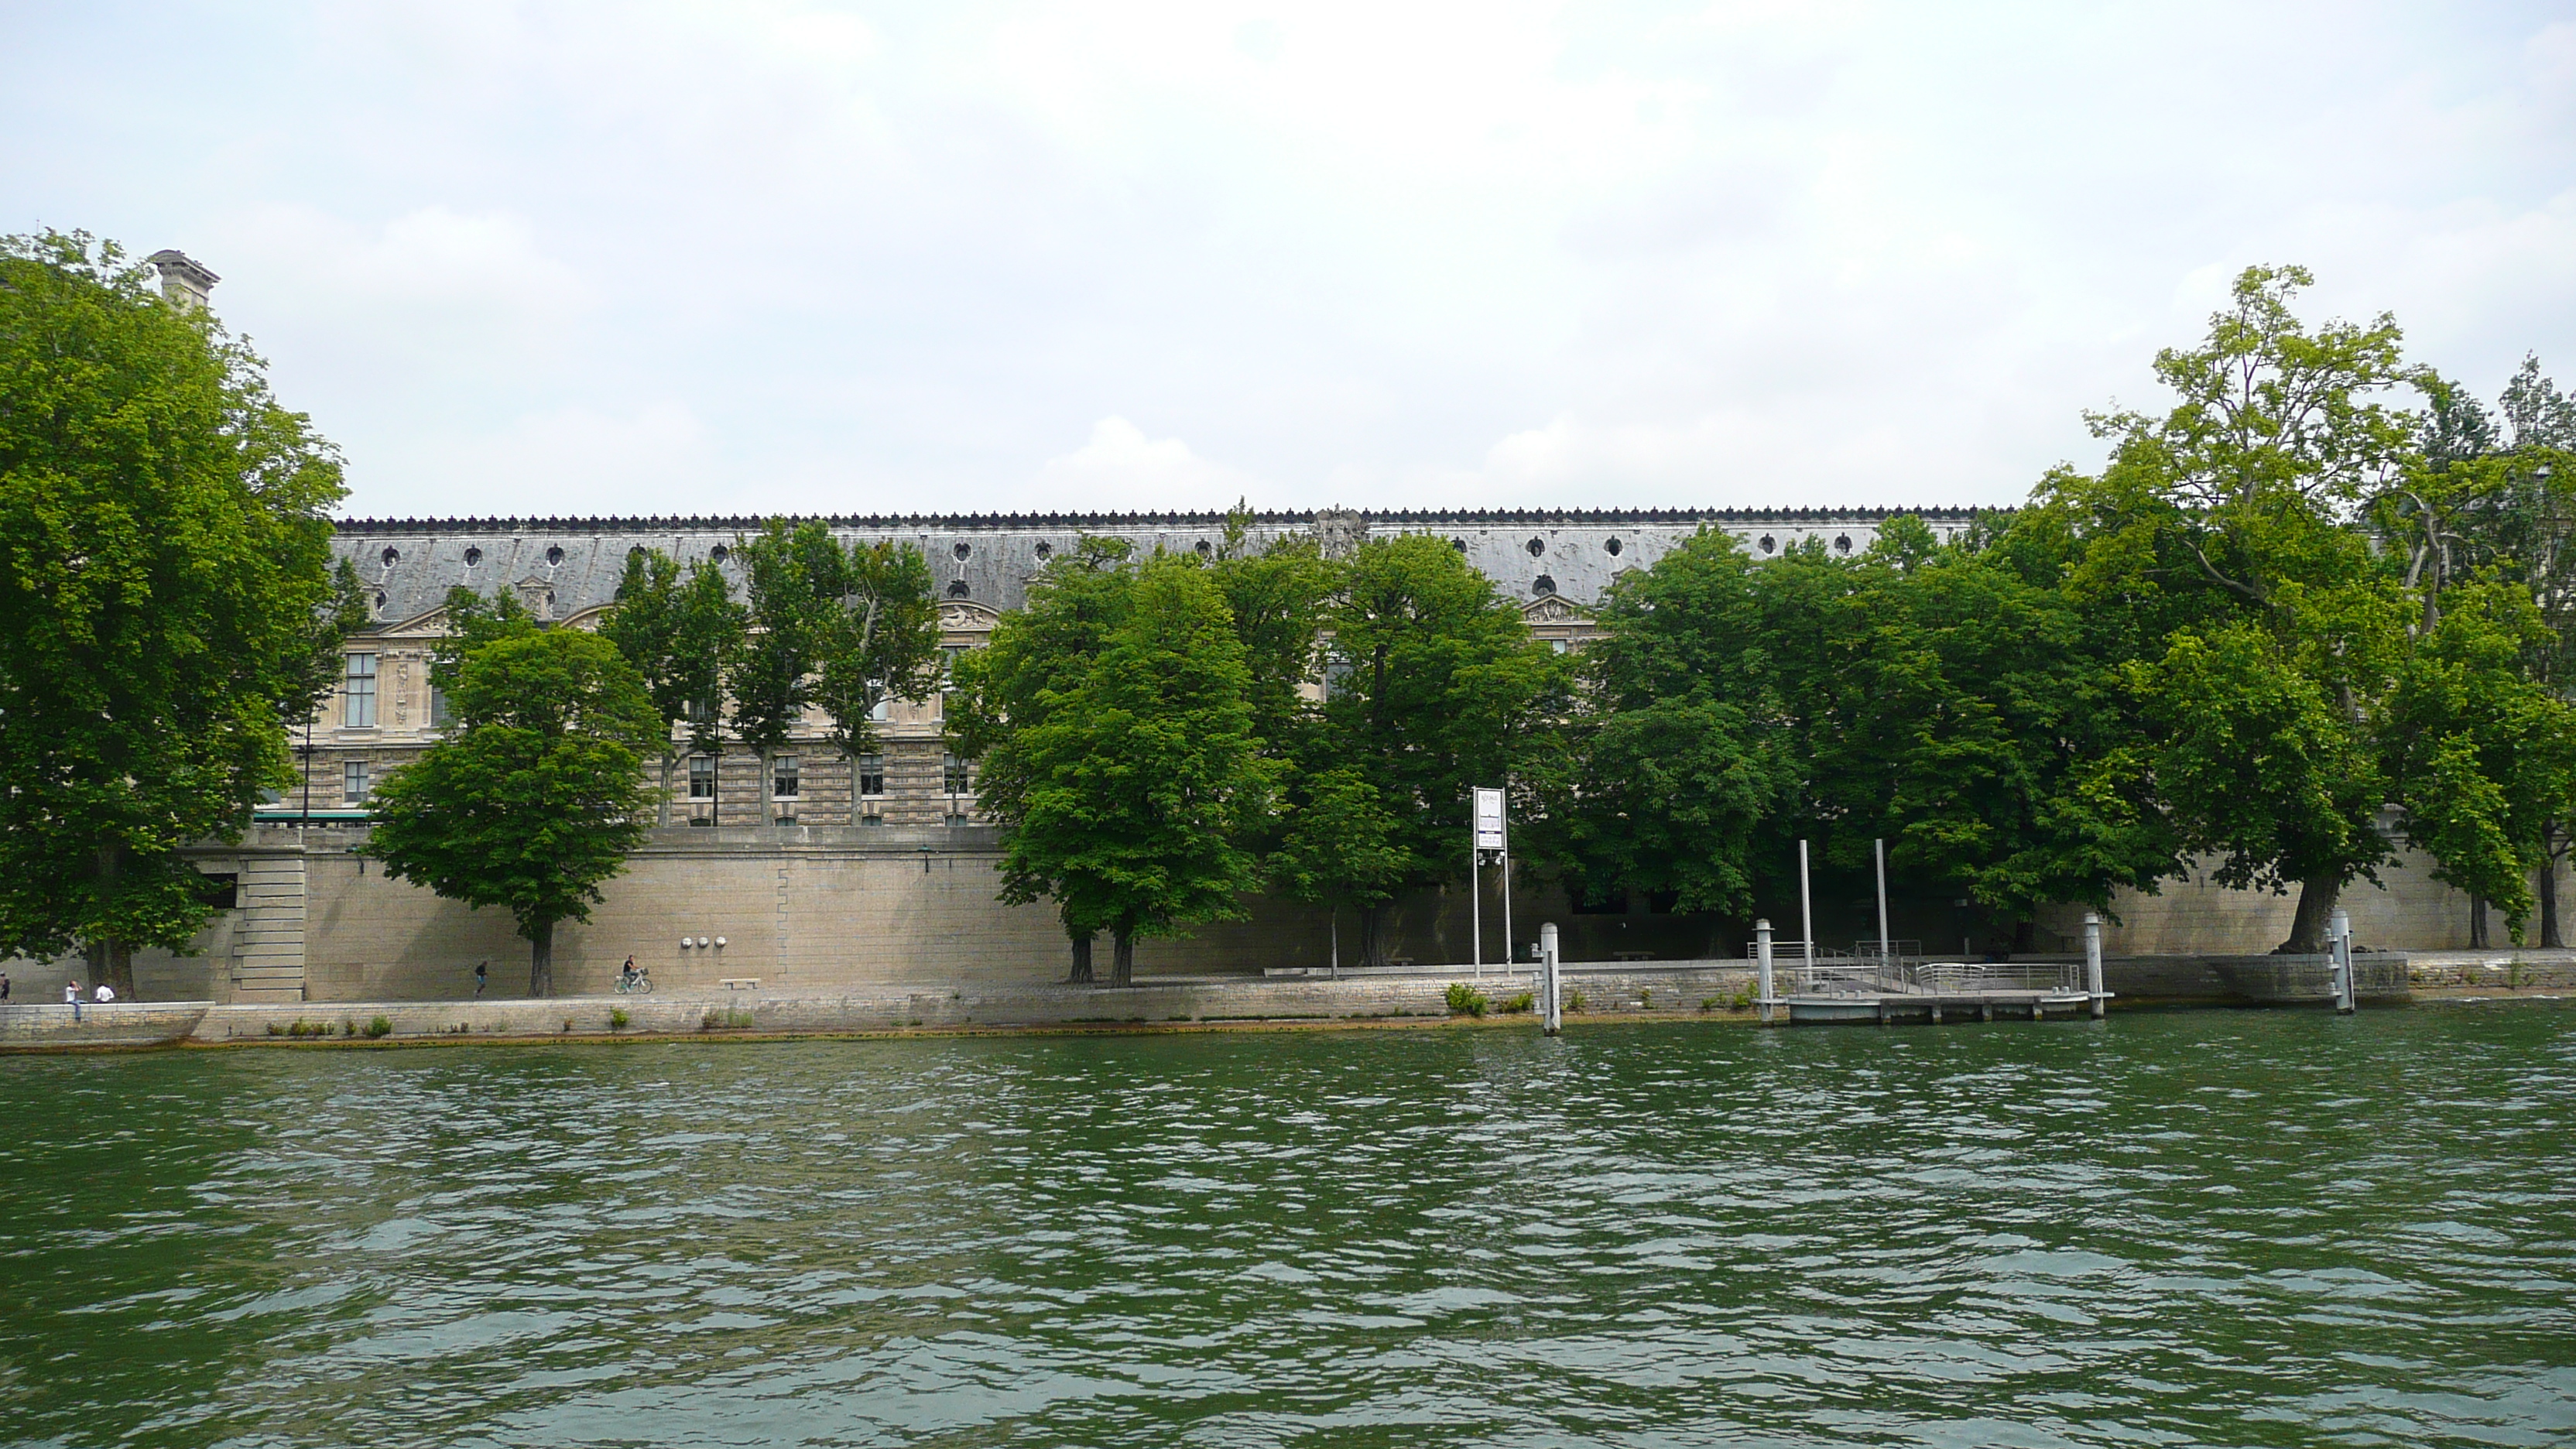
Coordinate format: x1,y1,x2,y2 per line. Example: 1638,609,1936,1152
473,960,488,998
2,970,11,1002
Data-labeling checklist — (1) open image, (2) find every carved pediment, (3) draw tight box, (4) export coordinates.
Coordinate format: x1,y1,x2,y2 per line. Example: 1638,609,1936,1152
938,601,1000,631
1521,594,1588,624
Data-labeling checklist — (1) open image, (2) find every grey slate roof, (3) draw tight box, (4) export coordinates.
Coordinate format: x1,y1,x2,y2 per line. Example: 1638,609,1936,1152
334,506,1996,629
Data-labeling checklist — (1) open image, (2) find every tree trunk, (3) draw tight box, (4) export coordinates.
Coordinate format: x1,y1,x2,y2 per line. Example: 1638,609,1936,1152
83,938,135,1000
1358,905,1387,969
529,917,555,998
87,843,137,997
2278,874,2340,954
2541,851,2564,949
1068,929,1094,984
1111,930,1135,987
2469,893,2490,949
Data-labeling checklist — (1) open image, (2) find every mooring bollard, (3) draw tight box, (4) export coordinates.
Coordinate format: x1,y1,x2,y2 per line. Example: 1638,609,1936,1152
2330,907,2356,1014
1540,922,1562,1036
2084,911,2106,1019
1756,917,1776,1026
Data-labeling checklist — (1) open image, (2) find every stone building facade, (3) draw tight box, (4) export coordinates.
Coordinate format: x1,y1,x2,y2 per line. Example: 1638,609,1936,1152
292,506,1986,831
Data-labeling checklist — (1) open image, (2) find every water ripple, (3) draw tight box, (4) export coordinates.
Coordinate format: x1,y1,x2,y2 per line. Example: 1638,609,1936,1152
1,1006,2572,1446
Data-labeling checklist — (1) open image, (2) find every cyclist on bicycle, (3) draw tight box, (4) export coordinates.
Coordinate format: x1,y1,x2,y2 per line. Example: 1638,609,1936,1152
618,955,639,991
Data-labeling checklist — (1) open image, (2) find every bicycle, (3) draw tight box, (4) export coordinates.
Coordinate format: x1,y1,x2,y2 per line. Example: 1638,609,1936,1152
615,969,655,995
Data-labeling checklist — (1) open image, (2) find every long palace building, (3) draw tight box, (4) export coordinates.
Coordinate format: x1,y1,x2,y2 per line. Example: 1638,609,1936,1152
300,506,1987,829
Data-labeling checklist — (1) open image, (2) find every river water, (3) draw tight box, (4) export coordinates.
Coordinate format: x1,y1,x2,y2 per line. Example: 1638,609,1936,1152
2,1006,2571,1447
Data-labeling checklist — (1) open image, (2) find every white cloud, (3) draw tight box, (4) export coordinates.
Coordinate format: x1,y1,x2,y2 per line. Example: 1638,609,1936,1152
1029,417,1260,512
5,1,2571,517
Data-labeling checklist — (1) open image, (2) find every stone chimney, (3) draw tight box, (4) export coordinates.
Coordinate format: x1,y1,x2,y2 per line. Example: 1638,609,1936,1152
145,250,219,311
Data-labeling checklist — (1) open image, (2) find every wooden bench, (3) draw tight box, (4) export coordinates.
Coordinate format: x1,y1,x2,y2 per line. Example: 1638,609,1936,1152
718,978,761,992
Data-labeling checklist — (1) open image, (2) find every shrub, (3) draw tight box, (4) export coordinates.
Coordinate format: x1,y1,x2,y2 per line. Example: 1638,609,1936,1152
608,1007,630,1031
364,1016,392,1039
1499,992,1535,1015
1444,982,1490,1017
1700,996,1721,1012
1734,990,1754,1011
1639,988,1654,1010
1565,990,1587,1014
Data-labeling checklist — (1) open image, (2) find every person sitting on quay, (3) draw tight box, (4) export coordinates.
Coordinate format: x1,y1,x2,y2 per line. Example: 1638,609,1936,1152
65,978,80,1022
94,982,115,1005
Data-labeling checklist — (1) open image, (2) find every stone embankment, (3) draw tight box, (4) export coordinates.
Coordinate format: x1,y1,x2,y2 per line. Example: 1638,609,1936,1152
3,951,2570,1053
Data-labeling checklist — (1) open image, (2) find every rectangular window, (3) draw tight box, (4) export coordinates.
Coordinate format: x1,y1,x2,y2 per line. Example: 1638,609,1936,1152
943,752,971,795
859,813,885,827
870,696,891,723
945,811,970,829
772,755,800,799
343,760,370,803
688,755,717,799
428,684,450,728
858,754,886,796
1321,653,1355,701
344,653,378,728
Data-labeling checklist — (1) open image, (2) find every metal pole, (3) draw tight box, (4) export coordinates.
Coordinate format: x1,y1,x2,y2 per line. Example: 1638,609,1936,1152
1756,917,1775,1025
1501,811,1514,977
2084,910,2105,1019
2331,907,2355,1013
1874,838,1891,967
1540,922,1561,1036
1798,839,1815,982
1471,832,1482,980
1330,909,1339,979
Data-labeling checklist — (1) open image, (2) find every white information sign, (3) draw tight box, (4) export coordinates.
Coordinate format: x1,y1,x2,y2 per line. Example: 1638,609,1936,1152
1472,787,1506,851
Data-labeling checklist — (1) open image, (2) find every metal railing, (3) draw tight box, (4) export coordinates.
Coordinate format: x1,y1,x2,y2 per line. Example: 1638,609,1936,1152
1745,940,2082,996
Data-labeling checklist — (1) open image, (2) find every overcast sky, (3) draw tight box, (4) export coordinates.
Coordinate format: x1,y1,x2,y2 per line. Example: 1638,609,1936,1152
8,2,2573,519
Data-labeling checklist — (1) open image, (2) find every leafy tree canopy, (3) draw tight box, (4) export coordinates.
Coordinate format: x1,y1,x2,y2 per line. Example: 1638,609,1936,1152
367,619,661,995
0,230,347,991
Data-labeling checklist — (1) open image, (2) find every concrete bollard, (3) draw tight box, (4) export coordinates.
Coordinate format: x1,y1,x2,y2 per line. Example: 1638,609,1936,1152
2084,911,2105,1019
1756,917,1776,1026
1539,922,1561,1036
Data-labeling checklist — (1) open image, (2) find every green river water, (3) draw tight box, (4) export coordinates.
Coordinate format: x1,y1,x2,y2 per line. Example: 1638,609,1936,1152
1,1006,2571,1447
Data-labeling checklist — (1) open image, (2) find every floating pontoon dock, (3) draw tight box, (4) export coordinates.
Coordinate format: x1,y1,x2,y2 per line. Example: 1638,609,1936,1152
1755,939,2108,1026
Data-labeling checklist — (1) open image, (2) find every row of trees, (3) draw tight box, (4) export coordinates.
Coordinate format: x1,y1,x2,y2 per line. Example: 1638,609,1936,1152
9,228,2574,995
947,268,2576,971
598,519,943,824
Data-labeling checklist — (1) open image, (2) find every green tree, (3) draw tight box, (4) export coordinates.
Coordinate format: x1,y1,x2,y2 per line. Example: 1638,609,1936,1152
368,622,662,995
2048,265,2420,951
2382,578,2576,944
730,519,840,822
1310,533,1567,966
673,560,745,824
811,536,939,824
955,550,1272,984
601,548,690,824
950,538,1136,979
0,231,346,995
1547,527,1796,920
